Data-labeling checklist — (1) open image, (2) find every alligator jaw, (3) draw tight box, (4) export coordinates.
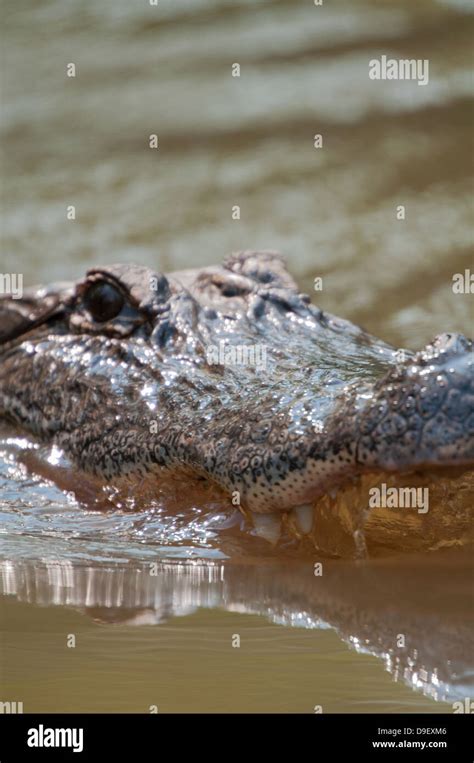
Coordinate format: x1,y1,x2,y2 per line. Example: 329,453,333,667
246,465,474,558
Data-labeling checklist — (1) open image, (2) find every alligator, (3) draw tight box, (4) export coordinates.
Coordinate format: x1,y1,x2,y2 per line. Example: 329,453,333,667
0,251,472,555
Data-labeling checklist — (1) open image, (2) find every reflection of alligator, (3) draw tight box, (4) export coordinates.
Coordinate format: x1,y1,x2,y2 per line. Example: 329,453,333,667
0,252,472,554
1,552,472,704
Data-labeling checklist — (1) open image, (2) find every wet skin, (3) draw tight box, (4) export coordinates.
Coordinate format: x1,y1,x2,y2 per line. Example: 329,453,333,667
0,251,472,522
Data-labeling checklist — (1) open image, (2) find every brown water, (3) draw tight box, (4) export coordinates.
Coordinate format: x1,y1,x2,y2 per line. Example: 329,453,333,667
0,0,473,713
1,552,473,712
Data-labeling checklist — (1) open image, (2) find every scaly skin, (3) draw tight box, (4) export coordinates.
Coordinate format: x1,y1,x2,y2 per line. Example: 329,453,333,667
0,251,472,513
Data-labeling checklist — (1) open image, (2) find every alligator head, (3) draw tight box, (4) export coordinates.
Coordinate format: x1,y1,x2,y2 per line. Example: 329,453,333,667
0,252,472,554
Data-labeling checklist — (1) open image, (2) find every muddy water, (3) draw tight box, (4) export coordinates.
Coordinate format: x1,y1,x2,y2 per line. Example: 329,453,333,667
0,0,473,712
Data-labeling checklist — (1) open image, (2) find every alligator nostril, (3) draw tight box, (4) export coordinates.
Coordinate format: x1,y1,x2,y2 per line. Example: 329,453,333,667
220,284,246,297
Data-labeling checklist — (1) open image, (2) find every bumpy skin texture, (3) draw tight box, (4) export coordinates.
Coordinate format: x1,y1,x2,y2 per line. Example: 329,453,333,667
0,251,473,512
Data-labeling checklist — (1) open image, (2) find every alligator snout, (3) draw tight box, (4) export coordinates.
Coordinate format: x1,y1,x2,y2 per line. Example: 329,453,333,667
355,332,474,474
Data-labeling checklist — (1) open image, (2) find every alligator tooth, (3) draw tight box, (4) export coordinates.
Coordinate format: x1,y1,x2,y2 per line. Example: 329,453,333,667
251,512,281,544
292,504,313,534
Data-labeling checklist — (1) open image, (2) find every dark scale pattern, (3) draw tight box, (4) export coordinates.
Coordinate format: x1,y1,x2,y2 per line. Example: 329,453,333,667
0,252,473,513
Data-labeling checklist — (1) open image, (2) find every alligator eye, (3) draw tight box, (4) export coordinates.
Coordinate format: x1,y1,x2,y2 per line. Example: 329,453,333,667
83,281,124,322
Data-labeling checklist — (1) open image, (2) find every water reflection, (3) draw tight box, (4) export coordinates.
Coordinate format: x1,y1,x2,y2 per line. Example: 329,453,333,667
1,550,472,703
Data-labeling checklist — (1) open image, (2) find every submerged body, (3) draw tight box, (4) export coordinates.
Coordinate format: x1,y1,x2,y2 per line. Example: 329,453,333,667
0,251,472,550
